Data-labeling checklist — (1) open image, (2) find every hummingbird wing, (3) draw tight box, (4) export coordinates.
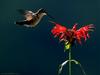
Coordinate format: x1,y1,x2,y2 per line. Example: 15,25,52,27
17,9,29,15
17,9,34,15
17,9,34,20
15,20,32,25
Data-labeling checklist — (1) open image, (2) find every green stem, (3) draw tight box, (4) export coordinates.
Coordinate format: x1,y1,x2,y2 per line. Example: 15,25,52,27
69,49,71,75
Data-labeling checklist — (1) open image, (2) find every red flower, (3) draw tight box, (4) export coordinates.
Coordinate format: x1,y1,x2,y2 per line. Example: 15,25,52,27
51,21,94,44
51,21,69,42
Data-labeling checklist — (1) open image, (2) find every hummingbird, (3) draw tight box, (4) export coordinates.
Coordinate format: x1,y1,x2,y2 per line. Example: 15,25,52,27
15,8,54,27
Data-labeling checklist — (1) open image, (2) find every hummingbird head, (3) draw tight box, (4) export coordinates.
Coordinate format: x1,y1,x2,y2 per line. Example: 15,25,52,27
38,8,47,15
38,8,54,19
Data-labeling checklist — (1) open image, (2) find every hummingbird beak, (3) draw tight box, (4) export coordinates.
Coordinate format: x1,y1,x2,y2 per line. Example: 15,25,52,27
49,20,58,26
45,12,55,19
49,20,56,24
47,14,55,19
39,8,54,19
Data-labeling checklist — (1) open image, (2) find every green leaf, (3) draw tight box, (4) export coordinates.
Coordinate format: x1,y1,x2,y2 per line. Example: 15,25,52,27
64,41,71,52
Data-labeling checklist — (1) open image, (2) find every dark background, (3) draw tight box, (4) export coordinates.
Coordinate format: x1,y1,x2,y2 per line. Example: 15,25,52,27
0,0,99,75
